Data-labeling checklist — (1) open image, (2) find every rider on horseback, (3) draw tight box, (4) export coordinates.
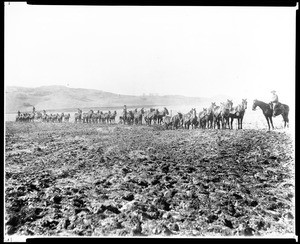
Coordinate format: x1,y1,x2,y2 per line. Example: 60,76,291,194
270,90,279,117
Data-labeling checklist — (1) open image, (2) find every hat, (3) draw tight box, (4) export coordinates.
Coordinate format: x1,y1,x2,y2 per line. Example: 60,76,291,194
271,90,276,93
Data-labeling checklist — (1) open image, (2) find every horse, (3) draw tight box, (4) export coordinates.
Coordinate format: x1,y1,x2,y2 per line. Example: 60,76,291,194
229,99,247,129
220,99,233,129
198,108,208,129
83,110,94,123
82,112,89,123
206,102,216,129
41,110,48,122
20,113,29,122
157,107,169,125
163,115,172,129
75,109,82,123
24,112,32,122
143,108,155,125
100,111,111,124
182,108,197,129
252,100,274,130
120,109,128,124
145,109,158,125
50,113,58,123
16,111,21,122
171,112,183,129
90,110,99,123
64,113,70,122
34,111,43,121
273,102,289,128
182,109,194,129
213,105,222,129
134,108,144,125
126,110,135,125
57,113,64,123
109,111,117,124
190,108,198,129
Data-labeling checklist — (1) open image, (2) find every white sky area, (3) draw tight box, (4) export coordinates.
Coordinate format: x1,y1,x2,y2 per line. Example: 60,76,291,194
4,3,296,104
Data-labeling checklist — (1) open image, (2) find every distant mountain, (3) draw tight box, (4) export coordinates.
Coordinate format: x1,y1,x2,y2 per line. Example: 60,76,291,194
5,85,226,113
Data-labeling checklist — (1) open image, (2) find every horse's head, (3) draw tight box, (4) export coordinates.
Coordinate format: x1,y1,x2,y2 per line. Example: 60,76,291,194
252,100,257,111
178,112,183,119
192,108,196,116
226,99,233,110
134,108,138,112
164,107,169,115
141,108,144,114
242,99,247,109
211,102,216,107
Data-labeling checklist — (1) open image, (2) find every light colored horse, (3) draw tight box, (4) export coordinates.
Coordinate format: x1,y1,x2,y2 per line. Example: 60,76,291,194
229,99,247,129
198,108,207,129
134,108,144,125
182,108,196,129
157,107,169,125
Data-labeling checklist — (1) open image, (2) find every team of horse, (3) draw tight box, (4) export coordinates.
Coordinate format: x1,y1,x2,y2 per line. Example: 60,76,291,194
14,99,289,130
16,109,71,123
74,109,117,124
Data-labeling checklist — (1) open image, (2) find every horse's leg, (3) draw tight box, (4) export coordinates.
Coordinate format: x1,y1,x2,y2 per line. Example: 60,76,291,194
282,114,287,128
269,117,274,130
265,116,270,130
240,117,243,129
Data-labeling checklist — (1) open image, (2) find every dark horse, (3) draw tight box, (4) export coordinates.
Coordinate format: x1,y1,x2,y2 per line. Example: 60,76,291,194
252,100,274,130
229,99,247,129
273,102,289,128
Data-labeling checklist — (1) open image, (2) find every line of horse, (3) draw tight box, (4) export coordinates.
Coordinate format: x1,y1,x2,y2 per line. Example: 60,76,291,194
74,109,117,124
16,110,71,123
14,99,289,130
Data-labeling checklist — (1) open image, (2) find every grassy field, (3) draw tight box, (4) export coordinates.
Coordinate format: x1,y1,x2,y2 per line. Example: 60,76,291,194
4,121,295,237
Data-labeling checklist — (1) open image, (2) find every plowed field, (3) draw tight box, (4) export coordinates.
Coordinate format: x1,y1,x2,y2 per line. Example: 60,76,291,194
5,122,295,237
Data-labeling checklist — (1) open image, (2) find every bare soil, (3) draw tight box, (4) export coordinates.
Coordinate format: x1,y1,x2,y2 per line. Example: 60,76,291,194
5,122,295,237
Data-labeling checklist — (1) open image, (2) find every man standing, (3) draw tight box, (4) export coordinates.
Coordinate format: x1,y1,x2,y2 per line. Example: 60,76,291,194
270,90,279,117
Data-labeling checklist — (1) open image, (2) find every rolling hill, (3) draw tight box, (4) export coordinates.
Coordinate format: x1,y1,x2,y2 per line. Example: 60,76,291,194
5,85,216,113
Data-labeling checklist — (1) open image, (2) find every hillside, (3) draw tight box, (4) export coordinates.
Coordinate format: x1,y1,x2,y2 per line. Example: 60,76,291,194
5,85,212,113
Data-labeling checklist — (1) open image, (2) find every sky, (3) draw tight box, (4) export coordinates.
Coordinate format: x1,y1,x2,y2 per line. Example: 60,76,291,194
4,3,296,103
